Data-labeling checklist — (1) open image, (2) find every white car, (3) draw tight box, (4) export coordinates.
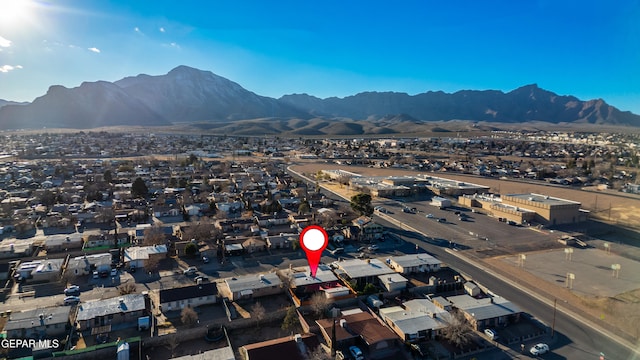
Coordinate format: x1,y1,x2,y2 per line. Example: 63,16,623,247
64,285,80,295
63,296,80,305
529,343,549,356
426,213,434,218
483,328,498,340
183,266,197,276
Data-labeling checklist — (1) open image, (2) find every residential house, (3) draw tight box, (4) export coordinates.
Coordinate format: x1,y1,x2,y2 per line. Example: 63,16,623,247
239,333,320,360
75,293,149,331
44,234,84,253
282,265,353,307
351,217,383,241
379,299,453,342
83,232,129,249
66,253,112,277
377,273,408,292
446,294,522,330
316,310,399,359
221,273,283,301
156,282,218,313
4,306,72,339
387,254,442,274
123,245,168,270
16,259,63,283
242,237,267,253
265,233,296,250
0,239,34,259
332,259,395,290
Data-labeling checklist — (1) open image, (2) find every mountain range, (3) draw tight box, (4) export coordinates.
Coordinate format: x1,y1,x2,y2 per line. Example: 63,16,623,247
0,65,638,133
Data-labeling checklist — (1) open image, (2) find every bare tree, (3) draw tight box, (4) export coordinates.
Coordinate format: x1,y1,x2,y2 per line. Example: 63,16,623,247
310,292,330,319
182,221,216,243
440,310,474,348
181,306,198,327
278,271,294,291
144,256,160,274
252,302,266,328
165,336,180,357
118,283,137,295
307,345,331,360
143,225,166,246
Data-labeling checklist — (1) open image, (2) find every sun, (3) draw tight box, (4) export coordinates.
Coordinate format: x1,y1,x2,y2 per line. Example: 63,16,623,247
0,0,35,26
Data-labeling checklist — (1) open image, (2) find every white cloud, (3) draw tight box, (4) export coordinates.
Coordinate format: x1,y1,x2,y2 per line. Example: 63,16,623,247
162,42,181,50
0,36,12,47
159,27,165,33
0,65,21,73
88,47,101,53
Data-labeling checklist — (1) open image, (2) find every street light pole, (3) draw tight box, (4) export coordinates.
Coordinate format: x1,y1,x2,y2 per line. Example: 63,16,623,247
551,298,557,338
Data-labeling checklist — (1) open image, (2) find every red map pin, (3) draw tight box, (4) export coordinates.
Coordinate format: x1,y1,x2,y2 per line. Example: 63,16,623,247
299,225,329,277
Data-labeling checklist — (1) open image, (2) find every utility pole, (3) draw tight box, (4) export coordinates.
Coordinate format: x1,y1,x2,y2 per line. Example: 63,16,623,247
551,298,557,338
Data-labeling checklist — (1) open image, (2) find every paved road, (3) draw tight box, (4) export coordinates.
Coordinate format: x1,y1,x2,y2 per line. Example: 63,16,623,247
287,166,638,360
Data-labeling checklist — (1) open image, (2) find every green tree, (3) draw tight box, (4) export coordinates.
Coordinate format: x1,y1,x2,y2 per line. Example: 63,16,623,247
185,242,198,257
103,169,113,184
350,193,373,216
298,200,311,215
362,283,377,295
131,177,148,198
281,306,300,331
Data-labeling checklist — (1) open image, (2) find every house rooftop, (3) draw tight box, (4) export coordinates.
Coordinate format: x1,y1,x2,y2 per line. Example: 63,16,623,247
317,310,397,346
241,334,319,360
4,306,71,331
287,265,339,287
159,283,218,304
224,273,282,293
446,294,521,320
388,254,442,268
334,259,394,279
76,293,146,322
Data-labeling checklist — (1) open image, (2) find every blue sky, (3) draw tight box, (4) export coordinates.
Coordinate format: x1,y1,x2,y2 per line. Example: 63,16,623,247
1,0,639,114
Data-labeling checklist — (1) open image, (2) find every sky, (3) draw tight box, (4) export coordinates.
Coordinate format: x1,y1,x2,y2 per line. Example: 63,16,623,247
0,0,639,114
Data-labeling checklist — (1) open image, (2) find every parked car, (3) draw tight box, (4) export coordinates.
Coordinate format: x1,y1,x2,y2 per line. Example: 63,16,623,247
201,256,210,263
64,285,80,296
484,328,499,340
529,343,549,356
63,296,80,305
194,275,210,283
349,346,364,360
357,246,365,252
356,252,367,259
367,244,379,251
183,266,198,276
438,218,447,223
426,213,434,218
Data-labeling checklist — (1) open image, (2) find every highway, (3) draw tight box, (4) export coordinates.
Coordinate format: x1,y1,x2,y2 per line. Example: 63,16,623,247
288,166,639,360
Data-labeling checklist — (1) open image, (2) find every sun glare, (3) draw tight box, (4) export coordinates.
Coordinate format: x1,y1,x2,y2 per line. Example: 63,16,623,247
0,0,34,26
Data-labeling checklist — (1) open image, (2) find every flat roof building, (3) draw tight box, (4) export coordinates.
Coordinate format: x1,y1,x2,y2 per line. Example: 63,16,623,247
222,273,283,301
387,254,442,274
